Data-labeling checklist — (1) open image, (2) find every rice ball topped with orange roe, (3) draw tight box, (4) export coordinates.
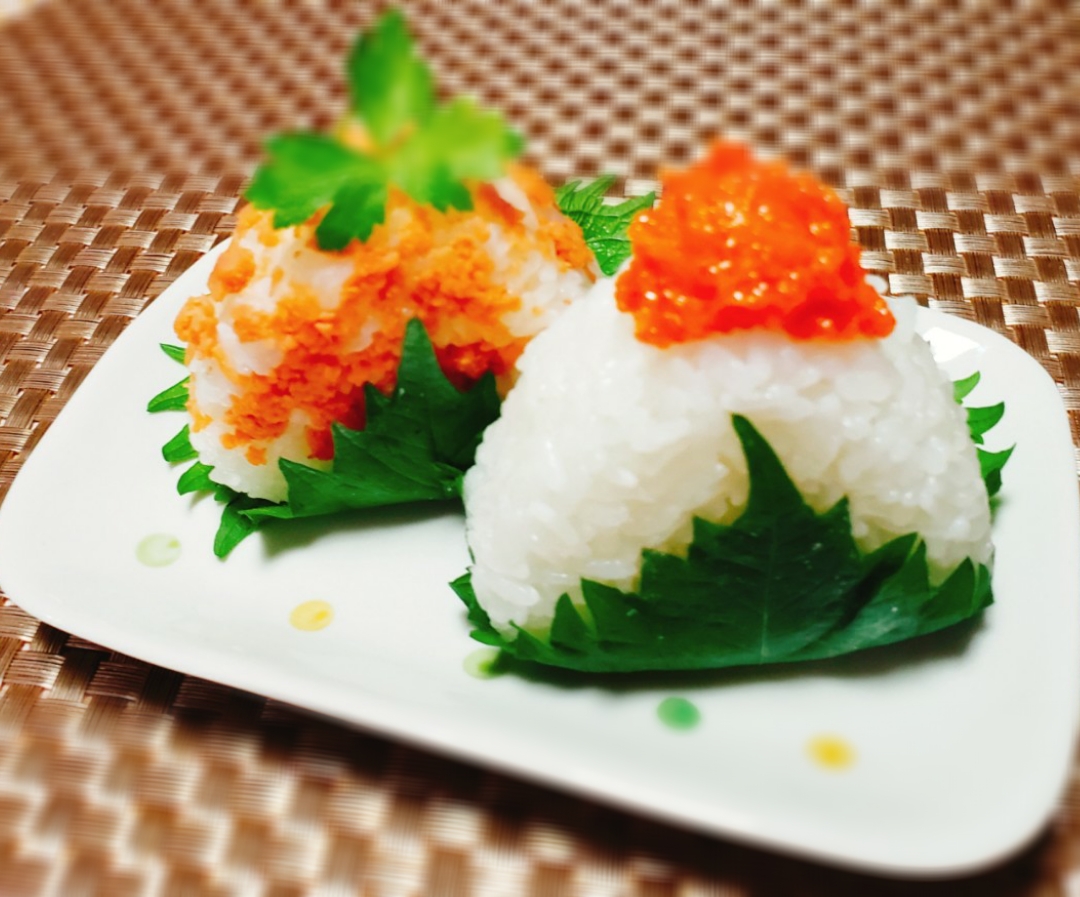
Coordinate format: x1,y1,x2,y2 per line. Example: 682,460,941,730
175,164,597,503
463,141,994,655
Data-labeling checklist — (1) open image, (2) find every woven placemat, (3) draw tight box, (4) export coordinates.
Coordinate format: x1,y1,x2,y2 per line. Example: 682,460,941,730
2,1,1080,894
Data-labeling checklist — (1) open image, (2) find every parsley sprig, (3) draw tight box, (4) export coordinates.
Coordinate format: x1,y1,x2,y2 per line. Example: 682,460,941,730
244,9,523,251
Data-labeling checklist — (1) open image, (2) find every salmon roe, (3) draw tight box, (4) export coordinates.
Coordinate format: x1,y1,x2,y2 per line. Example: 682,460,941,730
615,141,894,346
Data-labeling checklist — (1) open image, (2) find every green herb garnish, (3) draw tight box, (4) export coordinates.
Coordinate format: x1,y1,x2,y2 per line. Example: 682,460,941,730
153,321,499,557
161,425,198,463
244,9,522,252
956,371,1014,498
555,176,655,275
453,415,995,673
238,318,499,524
147,377,190,413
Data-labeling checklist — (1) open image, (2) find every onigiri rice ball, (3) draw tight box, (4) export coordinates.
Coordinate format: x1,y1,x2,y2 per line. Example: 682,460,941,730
463,279,992,637
463,141,993,640
174,165,597,502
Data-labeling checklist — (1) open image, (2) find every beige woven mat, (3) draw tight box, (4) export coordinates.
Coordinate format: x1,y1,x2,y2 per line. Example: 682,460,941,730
2,1,1080,894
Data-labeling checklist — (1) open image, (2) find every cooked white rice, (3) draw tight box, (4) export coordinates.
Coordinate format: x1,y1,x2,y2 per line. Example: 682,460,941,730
463,277,993,637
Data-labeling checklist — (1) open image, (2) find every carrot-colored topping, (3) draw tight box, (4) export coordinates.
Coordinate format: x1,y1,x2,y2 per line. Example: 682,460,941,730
507,164,596,272
615,141,894,346
475,183,525,229
245,445,267,466
177,164,594,465
189,406,212,433
209,242,256,296
174,294,217,360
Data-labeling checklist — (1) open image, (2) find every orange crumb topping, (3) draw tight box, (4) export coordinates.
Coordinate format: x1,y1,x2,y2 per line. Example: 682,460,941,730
245,445,267,466
208,242,256,296
615,141,895,346
177,167,593,465
190,406,212,433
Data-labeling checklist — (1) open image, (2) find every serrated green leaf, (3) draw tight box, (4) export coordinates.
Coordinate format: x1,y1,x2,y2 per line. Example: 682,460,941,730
966,402,1005,446
161,343,186,364
952,371,980,402
237,318,499,524
213,493,265,558
154,319,498,557
162,425,197,463
549,594,593,654
148,377,189,413
978,445,1014,498
555,177,655,275
348,8,435,145
954,371,1012,493
177,461,216,495
454,416,994,673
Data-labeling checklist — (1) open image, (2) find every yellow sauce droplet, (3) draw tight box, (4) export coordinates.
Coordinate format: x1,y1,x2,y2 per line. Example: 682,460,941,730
290,600,334,631
463,647,503,679
136,533,181,567
807,735,857,771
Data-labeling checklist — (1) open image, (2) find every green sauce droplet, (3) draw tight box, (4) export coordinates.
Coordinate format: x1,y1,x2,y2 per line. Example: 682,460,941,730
136,534,181,567
464,647,503,679
657,697,700,731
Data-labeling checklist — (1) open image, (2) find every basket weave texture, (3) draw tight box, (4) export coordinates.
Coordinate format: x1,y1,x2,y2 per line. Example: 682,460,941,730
2,1,1080,894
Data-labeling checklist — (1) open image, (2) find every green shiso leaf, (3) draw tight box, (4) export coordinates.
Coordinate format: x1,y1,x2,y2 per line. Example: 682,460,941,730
162,426,197,463
157,319,499,556
244,10,521,251
240,318,498,524
978,445,1014,498
453,416,995,673
952,371,980,402
160,343,187,364
213,490,267,559
148,377,189,413
953,372,1013,495
177,461,216,495
555,176,656,275
965,402,1005,446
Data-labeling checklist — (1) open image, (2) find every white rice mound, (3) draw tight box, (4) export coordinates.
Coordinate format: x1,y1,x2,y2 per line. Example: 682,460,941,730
186,177,595,503
463,277,993,637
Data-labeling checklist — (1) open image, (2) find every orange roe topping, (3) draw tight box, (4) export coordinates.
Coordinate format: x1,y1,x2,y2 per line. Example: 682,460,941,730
615,141,894,346
176,166,593,465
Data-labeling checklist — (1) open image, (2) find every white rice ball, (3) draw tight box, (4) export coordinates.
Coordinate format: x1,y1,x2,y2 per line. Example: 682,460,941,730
463,277,992,637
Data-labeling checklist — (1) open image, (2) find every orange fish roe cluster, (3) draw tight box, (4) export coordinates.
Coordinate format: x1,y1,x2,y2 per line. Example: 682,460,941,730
175,169,593,465
615,141,895,346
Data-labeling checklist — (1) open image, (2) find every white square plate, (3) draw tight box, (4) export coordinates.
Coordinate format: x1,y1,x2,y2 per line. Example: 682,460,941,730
1,243,1077,877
